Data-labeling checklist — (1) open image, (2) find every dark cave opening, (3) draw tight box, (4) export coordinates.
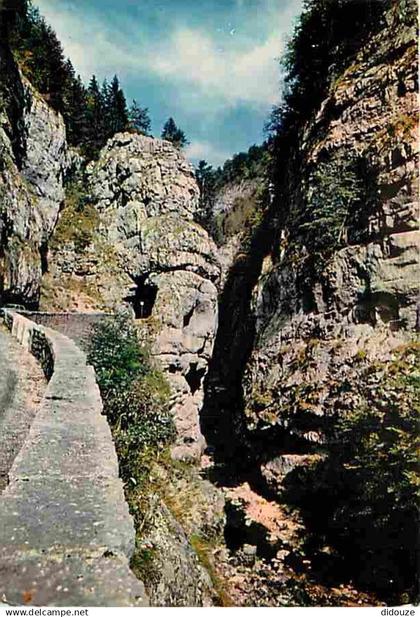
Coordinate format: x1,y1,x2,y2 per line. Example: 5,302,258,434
185,362,206,395
40,242,49,274
183,304,196,328
126,275,158,319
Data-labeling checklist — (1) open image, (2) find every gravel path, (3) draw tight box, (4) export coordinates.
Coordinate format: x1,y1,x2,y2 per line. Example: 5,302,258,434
0,326,46,491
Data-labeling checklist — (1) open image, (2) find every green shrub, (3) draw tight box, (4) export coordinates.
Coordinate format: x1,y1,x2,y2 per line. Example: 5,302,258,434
298,151,377,259
87,313,175,484
296,343,420,602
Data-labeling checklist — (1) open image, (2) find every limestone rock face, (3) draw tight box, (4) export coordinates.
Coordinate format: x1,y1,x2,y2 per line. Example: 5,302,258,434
87,132,199,227
140,501,214,607
88,135,220,461
45,132,220,460
238,6,418,491
0,72,67,307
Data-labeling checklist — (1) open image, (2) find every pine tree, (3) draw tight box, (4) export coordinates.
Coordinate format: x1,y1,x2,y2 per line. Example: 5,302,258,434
128,99,151,135
62,61,89,146
195,160,216,229
161,117,189,149
85,75,107,157
106,75,128,136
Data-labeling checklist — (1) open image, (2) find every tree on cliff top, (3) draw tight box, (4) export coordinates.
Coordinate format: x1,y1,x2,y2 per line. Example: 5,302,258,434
128,99,151,135
105,75,129,136
195,159,216,230
62,61,89,146
11,3,68,110
161,117,189,149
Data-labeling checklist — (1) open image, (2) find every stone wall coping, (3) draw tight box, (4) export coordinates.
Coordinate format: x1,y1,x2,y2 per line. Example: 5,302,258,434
0,310,148,607
20,311,114,316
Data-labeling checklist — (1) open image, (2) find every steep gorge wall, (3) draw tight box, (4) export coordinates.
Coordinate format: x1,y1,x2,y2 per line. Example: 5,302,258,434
243,0,418,470
0,49,68,307
0,51,223,600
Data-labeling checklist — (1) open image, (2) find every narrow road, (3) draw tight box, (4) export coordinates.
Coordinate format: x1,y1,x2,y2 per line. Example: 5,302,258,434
0,327,46,491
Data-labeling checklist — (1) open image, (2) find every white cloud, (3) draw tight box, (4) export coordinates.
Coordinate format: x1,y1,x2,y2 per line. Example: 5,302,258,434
36,0,301,110
185,141,230,167
148,27,281,109
35,0,303,165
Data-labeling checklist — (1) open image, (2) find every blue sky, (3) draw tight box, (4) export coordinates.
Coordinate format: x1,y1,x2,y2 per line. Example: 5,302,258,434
36,0,303,167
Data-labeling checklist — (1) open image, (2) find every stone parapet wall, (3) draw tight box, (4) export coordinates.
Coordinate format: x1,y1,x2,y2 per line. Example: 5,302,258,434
0,310,148,607
20,311,113,351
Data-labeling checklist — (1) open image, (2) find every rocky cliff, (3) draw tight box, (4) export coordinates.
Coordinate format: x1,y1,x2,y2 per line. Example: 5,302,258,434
243,0,418,479
203,0,418,457
0,0,418,605
0,51,68,307
199,0,418,604
41,132,220,461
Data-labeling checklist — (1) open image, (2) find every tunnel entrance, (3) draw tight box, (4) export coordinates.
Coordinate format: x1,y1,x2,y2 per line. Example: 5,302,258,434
126,275,158,319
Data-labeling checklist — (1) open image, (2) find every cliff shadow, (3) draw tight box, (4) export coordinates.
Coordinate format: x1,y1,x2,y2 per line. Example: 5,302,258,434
200,207,277,475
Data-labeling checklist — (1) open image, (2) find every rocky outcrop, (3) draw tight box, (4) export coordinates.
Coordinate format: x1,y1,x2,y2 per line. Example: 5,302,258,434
0,65,68,307
44,132,220,460
242,3,418,465
138,500,214,606
199,3,418,603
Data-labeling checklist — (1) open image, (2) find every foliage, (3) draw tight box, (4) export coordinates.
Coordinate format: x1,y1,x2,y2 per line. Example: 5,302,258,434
295,344,420,602
215,144,270,186
87,313,175,485
50,181,99,252
105,75,129,137
195,160,216,230
6,1,155,159
209,188,265,248
161,117,189,149
10,3,69,110
128,99,151,135
130,546,159,585
266,0,403,266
